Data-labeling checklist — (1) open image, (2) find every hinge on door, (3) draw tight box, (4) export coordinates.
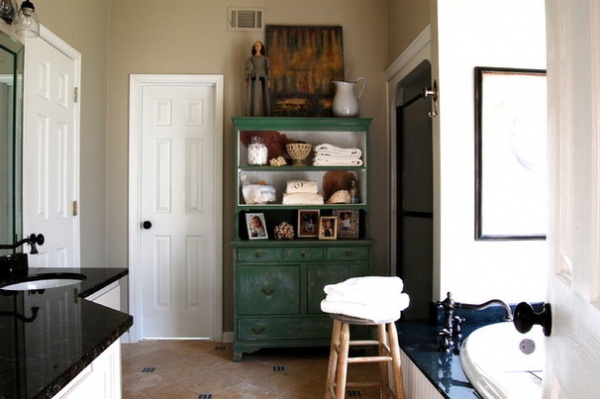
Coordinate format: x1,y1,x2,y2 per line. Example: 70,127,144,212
72,200,78,216
74,87,79,103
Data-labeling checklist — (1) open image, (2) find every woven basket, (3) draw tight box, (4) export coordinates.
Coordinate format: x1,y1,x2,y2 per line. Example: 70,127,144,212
286,143,312,166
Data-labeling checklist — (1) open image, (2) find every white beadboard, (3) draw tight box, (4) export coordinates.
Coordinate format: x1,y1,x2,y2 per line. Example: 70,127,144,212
400,349,444,399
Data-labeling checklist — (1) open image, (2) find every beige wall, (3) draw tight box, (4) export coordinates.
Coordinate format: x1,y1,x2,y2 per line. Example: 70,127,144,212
38,0,390,332
387,0,430,64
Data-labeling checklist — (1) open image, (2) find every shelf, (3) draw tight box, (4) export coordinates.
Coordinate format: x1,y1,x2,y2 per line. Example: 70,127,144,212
237,204,367,211
238,165,365,172
232,117,372,132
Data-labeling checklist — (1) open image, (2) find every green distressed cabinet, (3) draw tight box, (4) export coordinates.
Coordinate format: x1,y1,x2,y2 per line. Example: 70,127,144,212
232,117,373,361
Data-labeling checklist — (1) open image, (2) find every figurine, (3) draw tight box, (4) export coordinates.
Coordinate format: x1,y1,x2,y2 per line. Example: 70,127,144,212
245,41,271,116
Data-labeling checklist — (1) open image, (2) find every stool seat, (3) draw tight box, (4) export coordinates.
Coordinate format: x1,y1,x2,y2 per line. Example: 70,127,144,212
324,314,405,399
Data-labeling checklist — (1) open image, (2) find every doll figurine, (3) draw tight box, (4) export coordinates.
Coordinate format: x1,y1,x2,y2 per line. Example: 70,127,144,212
245,41,271,116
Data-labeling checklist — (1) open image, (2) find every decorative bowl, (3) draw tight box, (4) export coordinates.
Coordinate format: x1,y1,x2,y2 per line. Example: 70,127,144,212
286,143,312,166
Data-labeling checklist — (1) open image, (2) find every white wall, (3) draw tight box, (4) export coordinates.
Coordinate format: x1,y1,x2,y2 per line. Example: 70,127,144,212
434,0,547,303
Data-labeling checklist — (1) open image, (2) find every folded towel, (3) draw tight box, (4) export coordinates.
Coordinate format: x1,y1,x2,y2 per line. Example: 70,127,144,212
286,180,318,194
315,143,362,158
282,192,324,205
320,293,410,323
324,276,404,295
325,291,406,306
313,157,363,166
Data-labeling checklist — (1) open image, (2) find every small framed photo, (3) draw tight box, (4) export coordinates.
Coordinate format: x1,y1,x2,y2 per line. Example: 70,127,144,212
334,210,359,239
246,213,268,239
298,210,320,238
319,216,338,240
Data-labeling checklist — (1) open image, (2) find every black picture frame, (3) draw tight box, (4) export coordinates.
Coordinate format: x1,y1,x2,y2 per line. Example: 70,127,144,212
474,67,547,240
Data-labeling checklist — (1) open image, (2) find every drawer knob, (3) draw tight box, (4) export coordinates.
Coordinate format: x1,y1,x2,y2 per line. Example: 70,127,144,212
262,288,274,296
252,327,265,334
345,251,353,256
254,252,262,258
300,251,306,257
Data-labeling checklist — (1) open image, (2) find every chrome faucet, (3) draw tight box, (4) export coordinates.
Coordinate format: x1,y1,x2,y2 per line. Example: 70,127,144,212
0,233,45,254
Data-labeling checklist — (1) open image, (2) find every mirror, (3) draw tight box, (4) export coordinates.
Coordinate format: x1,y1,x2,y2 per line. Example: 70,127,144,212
0,30,23,254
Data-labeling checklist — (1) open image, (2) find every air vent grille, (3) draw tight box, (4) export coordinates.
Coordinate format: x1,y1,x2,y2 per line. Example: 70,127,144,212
228,7,265,31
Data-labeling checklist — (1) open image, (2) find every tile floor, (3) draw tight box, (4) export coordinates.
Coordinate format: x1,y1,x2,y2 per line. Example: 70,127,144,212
121,340,381,399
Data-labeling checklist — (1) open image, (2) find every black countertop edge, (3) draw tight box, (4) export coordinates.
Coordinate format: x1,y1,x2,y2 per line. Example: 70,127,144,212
38,309,133,399
0,267,132,399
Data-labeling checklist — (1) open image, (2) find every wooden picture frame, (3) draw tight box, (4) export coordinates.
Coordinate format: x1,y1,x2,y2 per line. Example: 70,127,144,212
246,213,268,240
334,210,359,239
266,25,344,117
474,67,547,240
318,216,338,240
297,209,320,238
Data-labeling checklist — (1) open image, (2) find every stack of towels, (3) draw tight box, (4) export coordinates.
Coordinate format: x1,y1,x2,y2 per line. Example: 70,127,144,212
282,180,324,205
313,143,363,166
320,276,410,323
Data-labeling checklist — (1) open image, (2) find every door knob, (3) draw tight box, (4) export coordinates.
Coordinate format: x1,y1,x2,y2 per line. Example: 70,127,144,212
513,302,552,337
142,221,152,230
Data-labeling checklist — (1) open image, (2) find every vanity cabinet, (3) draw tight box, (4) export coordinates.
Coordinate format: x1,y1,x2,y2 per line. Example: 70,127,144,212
232,117,373,361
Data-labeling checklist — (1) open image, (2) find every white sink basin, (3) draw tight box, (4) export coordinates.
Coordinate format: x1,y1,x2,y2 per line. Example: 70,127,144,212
0,273,86,291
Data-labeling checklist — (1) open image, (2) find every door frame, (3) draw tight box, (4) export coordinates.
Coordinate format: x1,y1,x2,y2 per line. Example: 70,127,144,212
128,74,224,342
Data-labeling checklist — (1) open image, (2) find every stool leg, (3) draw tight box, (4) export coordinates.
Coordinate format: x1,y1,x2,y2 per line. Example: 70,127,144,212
378,324,391,399
335,322,351,398
387,322,405,399
325,319,342,399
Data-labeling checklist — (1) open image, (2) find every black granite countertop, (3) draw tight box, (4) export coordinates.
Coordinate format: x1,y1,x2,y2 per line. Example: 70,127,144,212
396,304,524,399
0,267,132,399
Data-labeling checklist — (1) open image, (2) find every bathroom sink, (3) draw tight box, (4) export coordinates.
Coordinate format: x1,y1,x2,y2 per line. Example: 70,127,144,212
0,273,86,291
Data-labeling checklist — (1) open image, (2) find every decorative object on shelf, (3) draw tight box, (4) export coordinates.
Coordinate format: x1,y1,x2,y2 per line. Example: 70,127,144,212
246,213,268,240
274,222,295,240
348,179,360,204
326,190,351,204
247,136,268,166
286,142,312,166
319,216,338,240
331,77,366,117
245,41,271,116
313,143,363,166
297,209,320,238
322,171,358,202
334,210,359,239
269,156,287,166
240,130,291,160
266,25,344,117
241,183,276,204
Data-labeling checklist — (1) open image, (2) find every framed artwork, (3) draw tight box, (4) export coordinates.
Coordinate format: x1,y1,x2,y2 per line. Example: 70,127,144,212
334,210,359,239
266,25,344,117
246,213,268,240
474,67,547,240
297,209,320,238
319,216,338,240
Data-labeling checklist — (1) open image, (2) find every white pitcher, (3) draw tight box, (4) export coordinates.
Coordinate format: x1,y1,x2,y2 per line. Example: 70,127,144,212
331,77,366,117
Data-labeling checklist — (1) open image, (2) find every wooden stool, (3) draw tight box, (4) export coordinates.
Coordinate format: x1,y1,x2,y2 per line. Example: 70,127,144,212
324,314,405,399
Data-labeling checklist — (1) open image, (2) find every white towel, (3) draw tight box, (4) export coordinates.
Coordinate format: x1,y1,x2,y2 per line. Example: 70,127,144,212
315,143,362,158
324,276,404,296
286,180,318,194
282,192,324,205
320,293,410,323
313,157,363,166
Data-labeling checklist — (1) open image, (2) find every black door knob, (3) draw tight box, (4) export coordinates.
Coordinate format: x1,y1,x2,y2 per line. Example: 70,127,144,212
142,221,152,230
513,302,552,337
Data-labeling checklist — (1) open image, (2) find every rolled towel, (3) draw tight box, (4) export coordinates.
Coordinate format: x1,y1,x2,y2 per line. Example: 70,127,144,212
286,180,318,194
324,276,404,295
313,157,363,166
315,143,362,158
282,192,324,205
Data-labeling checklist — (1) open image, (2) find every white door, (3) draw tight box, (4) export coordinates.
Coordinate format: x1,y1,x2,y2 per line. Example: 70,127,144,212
23,28,81,267
545,1,600,396
129,75,223,341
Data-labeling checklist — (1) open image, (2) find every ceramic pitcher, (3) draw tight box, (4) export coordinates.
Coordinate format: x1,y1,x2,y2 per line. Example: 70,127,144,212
331,77,366,117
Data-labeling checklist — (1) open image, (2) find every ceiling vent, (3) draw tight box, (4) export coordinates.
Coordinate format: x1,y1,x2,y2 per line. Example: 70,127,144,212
228,7,265,32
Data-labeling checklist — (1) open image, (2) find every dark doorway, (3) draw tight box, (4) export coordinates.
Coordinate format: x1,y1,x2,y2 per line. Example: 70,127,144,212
395,61,433,321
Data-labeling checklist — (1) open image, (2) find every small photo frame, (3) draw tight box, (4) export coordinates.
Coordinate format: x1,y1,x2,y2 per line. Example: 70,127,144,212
334,210,359,239
319,216,338,240
298,210,320,238
246,213,268,240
